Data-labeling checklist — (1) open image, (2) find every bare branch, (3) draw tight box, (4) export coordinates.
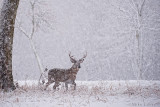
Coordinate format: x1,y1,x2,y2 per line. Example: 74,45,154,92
41,17,54,30
110,2,132,18
128,0,137,12
139,0,146,16
143,27,160,31
15,18,30,38
30,1,36,39
131,0,137,12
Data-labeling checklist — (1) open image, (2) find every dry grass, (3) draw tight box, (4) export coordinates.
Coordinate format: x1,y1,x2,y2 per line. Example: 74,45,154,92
1,81,160,97
0,81,160,107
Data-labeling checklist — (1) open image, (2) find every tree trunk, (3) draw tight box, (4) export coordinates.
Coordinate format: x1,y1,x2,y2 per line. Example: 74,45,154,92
0,0,20,92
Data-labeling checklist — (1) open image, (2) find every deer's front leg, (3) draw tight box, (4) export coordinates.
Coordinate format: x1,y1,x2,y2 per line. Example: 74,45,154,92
53,81,59,90
72,81,76,90
65,82,68,90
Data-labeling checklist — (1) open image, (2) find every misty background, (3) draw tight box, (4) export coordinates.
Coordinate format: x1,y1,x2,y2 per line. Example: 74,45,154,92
1,0,159,80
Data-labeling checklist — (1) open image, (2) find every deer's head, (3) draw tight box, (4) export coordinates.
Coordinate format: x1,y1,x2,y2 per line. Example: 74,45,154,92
69,52,87,71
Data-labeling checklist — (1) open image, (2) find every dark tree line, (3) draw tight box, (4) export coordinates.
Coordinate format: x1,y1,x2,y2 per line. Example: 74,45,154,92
0,0,20,92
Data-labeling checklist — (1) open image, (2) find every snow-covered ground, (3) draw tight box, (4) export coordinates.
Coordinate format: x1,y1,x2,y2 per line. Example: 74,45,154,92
0,80,160,107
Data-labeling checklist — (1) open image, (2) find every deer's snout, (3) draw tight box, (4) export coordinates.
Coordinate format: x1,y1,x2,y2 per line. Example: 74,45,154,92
78,65,81,68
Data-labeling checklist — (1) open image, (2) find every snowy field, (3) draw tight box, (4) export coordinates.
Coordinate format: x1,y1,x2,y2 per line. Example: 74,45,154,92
0,80,160,107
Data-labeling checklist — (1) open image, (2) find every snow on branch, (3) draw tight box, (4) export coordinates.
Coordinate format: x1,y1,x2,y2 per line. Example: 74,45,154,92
15,18,30,38
109,0,135,19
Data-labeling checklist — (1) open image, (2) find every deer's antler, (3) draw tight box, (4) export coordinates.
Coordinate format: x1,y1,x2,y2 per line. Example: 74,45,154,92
82,52,87,59
79,52,87,62
69,52,76,63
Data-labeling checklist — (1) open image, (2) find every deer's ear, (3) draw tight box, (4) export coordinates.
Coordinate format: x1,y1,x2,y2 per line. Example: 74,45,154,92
70,58,77,63
79,59,84,63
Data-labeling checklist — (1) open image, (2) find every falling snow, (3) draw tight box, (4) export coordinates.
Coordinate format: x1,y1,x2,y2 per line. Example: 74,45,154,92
0,0,160,106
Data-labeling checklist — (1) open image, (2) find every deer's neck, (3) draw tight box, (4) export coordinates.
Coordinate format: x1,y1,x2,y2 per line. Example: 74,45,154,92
69,67,79,73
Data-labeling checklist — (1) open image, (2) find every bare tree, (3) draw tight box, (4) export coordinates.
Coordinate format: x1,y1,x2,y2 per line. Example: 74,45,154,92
110,0,146,80
16,0,54,84
0,0,20,92
131,0,146,79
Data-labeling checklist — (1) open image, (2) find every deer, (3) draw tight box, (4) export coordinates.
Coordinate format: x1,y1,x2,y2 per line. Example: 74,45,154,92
44,52,87,91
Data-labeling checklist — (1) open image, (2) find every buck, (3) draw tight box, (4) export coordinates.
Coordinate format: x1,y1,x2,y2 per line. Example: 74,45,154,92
44,52,87,90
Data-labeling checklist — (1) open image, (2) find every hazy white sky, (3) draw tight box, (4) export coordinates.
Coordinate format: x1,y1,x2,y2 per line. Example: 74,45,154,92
7,0,160,80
